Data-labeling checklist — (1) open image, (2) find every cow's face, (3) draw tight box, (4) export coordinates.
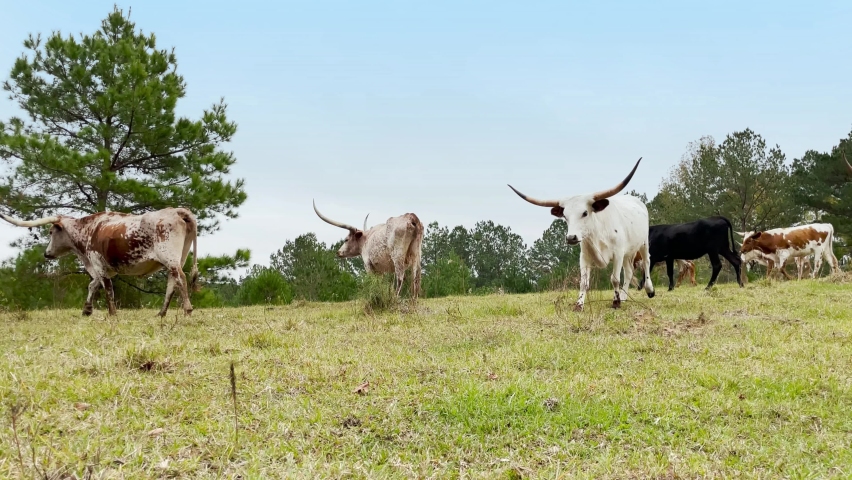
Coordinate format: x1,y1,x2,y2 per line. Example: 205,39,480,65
739,232,763,263
336,230,365,258
552,195,611,245
44,220,75,259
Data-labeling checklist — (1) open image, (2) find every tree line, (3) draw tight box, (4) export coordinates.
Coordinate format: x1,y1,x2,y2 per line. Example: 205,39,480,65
0,8,849,310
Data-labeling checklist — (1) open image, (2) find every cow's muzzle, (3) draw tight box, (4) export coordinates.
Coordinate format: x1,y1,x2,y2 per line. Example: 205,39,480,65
566,235,580,246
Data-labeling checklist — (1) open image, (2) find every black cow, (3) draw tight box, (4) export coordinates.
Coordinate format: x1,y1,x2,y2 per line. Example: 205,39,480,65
636,216,744,291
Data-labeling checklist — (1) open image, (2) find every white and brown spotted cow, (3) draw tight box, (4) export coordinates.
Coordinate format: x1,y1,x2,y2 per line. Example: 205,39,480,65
313,201,423,298
739,223,839,279
0,208,198,316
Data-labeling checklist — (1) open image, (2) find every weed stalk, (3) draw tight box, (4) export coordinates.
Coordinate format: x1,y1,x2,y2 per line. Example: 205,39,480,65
229,361,239,451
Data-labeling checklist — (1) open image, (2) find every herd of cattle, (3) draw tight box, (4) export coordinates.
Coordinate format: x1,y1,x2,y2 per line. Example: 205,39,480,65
0,156,850,316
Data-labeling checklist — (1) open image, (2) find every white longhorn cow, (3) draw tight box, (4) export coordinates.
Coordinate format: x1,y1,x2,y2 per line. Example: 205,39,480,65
313,201,423,298
508,158,655,311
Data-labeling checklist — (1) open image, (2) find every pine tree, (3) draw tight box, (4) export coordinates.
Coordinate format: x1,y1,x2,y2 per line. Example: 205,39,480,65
0,6,246,230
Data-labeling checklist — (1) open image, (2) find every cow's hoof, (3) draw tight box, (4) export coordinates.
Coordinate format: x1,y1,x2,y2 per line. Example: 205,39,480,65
82,307,93,316
647,290,655,299
573,303,583,312
612,299,621,309
184,309,193,316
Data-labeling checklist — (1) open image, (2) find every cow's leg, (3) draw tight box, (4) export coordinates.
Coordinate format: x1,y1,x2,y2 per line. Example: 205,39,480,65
765,259,776,279
776,253,793,280
177,269,193,316
158,269,178,317
630,259,641,289
83,278,102,316
690,262,697,286
665,258,676,291
706,253,723,289
719,250,744,287
813,252,825,278
393,264,406,296
676,262,686,287
639,244,655,298
620,254,635,305
609,255,625,309
102,278,117,316
411,263,422,299
574,259,591,312
636,263,646,290
638,260,655,290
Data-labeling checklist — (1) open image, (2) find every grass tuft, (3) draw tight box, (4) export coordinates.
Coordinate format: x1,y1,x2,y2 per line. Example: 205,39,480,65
123,343,172,372
359,274,399,314
242,331,282,349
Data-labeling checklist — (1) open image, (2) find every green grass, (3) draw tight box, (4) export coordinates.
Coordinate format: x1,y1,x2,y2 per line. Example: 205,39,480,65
1,277,851,478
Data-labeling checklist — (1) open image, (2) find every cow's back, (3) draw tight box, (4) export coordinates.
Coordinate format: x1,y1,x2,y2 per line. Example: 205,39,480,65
606,195,650,251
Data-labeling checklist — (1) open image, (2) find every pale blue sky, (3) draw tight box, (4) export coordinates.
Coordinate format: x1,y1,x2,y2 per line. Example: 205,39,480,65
1,1,851,273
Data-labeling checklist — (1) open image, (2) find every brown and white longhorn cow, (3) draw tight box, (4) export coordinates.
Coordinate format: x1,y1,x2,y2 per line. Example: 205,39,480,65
313,201,423,298
0,208,198,317
739,223,839,279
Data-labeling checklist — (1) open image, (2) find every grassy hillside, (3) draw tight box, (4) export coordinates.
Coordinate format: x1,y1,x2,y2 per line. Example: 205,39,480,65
1,277,851,479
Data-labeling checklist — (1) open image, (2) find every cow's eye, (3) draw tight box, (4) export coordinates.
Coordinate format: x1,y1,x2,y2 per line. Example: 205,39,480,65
581,211,588,218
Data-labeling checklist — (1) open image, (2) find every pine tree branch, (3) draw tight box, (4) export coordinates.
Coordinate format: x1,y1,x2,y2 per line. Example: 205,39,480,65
110,105,136,170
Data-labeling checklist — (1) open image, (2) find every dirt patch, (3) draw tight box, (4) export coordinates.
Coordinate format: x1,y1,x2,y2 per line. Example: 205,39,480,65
633,311,711,337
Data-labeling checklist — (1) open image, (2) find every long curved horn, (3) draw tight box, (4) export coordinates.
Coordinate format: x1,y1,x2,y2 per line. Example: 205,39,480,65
844,152,852,175
0,213,59,228
363,214,369,232
507,185,561,208
592,157,642,201
313,200,357,232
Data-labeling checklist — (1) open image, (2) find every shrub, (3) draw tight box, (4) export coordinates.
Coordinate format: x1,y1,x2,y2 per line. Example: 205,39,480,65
236,266,294,306
422,252,471,298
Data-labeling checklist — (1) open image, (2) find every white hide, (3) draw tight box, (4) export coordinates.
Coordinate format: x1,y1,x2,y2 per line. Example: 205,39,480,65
558,194,654,309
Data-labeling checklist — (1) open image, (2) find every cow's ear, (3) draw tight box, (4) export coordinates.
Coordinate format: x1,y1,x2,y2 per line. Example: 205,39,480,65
550,206,564,217
749,232,761,239
355,231,363,239
591,199,609,212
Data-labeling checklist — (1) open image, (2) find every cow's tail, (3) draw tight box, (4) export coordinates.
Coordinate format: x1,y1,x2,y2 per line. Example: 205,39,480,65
721,216,737,252
190,234,200,292
179,208,201,292
406,214,424,298
826,224,839,273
